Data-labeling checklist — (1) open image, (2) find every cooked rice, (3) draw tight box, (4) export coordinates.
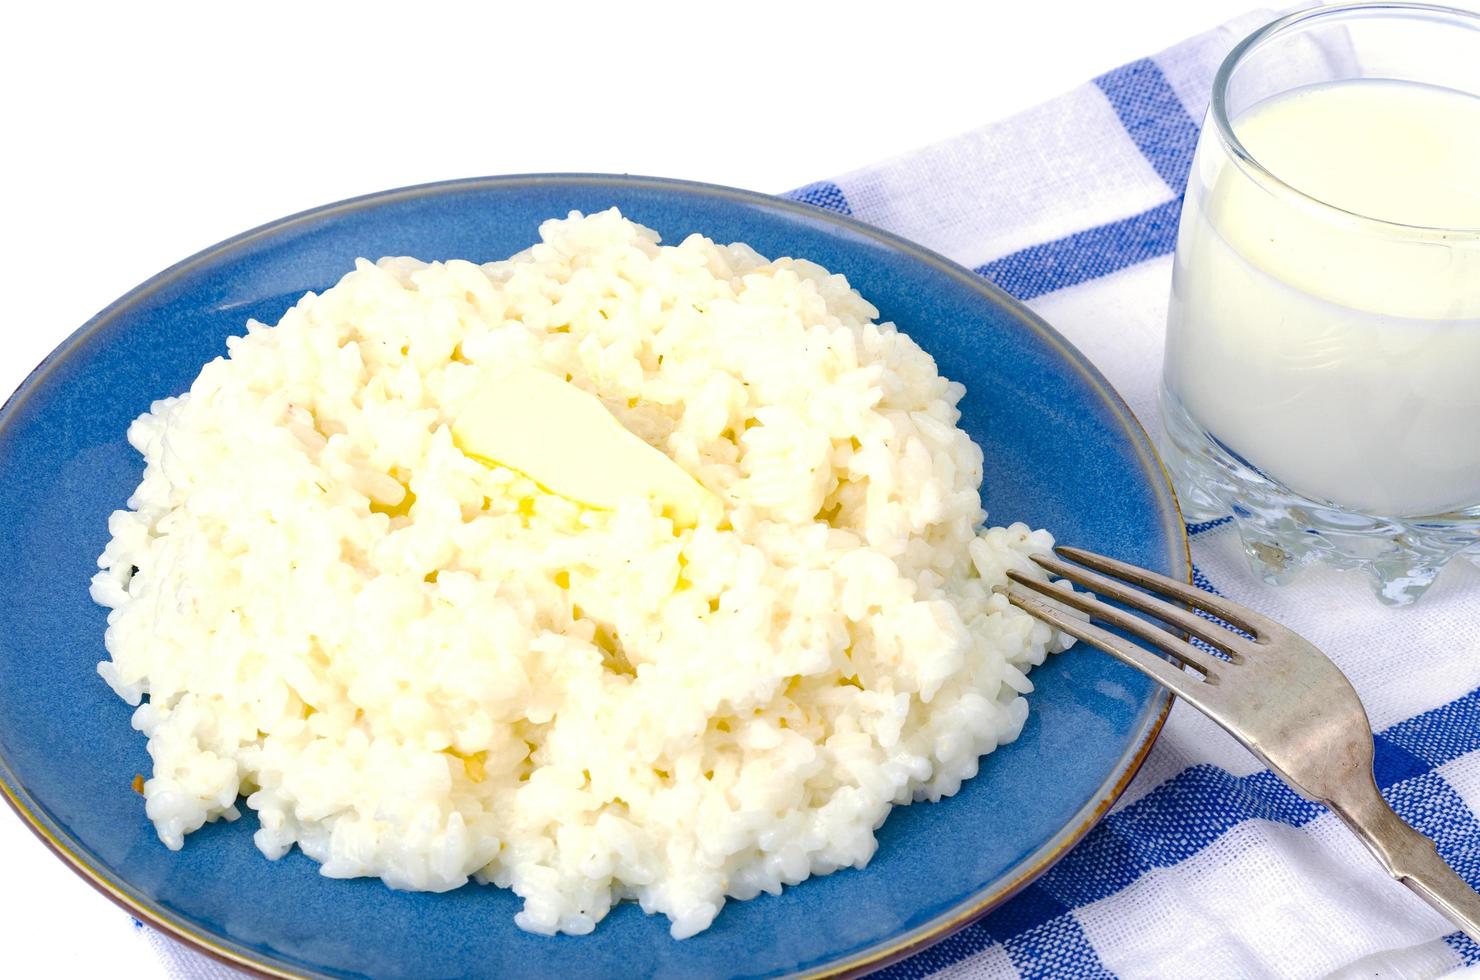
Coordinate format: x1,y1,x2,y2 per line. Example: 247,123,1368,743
92,209,1068,938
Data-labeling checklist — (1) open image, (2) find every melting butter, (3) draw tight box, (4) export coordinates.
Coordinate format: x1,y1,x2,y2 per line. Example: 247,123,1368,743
452,367,718,528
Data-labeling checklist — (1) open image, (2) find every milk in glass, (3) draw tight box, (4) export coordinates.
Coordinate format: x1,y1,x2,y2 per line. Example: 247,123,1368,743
1165,79,1480,518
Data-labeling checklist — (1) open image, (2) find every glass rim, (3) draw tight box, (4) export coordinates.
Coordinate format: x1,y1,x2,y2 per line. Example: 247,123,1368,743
1211,1,1480,239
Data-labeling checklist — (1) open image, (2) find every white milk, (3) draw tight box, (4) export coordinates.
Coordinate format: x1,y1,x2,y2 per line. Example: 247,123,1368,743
1165,79,1480,517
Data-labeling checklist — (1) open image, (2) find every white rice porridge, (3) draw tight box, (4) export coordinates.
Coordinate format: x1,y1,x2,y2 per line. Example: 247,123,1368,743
91,209,1070,939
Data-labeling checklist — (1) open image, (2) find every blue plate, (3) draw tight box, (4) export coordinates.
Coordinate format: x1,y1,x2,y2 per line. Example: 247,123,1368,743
0,175,1183,978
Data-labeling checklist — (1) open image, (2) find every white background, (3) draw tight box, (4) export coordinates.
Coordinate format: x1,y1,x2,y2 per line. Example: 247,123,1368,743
0,0,1390,975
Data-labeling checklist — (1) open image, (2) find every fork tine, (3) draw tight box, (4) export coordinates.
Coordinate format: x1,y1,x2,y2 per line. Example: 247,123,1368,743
1004,583,1207,701
1053,545,1277,641
1005,570,1226,677
1028,552,1246,660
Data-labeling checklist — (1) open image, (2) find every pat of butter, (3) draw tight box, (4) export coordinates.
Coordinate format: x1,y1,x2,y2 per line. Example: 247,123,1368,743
452,367,718,528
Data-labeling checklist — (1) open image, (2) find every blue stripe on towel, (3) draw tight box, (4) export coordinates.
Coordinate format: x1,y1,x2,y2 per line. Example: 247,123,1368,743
875,883,1114,979
974,58,1199,301
1187,517,1232,536
1446,932,1480,965
1093,58,1201,193
782,181,853,216
1382,687,1480,770
975,198,1183,301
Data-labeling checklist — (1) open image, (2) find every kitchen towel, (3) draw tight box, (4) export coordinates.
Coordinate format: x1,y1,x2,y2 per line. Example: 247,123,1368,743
778,8,1480,979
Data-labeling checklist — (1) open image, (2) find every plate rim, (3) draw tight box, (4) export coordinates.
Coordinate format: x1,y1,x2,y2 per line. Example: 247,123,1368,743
0,172,1185,979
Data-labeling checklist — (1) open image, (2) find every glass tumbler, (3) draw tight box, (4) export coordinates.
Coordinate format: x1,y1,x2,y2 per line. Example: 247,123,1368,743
1161,2,1480,605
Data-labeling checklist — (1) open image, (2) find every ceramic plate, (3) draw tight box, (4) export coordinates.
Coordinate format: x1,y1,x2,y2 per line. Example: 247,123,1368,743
0,175,1183,978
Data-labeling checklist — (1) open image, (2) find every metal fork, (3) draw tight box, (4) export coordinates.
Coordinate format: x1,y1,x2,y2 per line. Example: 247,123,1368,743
1004,546,1480,942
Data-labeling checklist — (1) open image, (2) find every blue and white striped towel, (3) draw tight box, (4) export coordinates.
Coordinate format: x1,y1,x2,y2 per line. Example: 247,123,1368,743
777,9,1480,979
149,9,1480,979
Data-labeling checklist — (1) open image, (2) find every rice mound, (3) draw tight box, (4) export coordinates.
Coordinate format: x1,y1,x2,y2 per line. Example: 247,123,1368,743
91,209,1069,939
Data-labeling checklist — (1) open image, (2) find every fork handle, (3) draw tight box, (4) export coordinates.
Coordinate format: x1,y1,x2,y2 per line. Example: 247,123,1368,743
1331,779,1480,943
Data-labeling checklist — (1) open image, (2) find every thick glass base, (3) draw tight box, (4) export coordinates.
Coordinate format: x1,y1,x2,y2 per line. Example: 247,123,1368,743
1160,385,1480,606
